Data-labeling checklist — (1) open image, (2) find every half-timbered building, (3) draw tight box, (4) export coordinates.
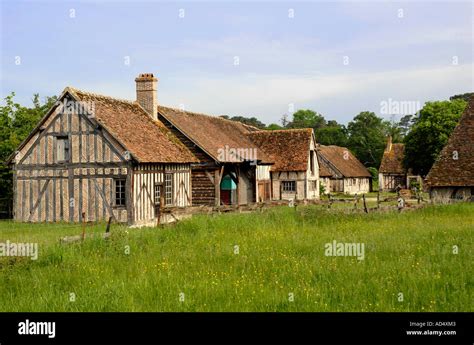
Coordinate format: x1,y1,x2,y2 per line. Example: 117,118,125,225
317,145,371,194
7,75,197,225
157,106,273,206
378,137,406,191
247,129,319,201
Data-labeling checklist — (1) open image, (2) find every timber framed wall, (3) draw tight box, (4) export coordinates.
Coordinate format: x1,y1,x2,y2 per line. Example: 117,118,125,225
13,101,131,223
132,163,191,225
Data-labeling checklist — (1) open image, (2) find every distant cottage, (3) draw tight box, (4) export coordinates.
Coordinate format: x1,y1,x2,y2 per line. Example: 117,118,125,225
317,145,371,194
378,137,406,191
248,129,319,201
426,96,474,202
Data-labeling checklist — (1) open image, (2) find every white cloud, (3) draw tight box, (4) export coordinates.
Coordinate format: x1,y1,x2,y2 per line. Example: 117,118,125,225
158,63,473,124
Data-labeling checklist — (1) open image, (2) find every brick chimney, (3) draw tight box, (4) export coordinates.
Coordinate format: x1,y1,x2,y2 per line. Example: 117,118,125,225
135,73,158,119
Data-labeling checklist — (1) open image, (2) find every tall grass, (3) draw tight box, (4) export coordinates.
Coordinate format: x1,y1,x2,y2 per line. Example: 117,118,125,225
0,203,472,311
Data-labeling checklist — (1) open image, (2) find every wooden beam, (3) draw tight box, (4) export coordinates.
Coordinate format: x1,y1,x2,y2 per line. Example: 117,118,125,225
28,179,51,222
16,162,126,170
68,167,74,222
93,179,116,221
126,163,133,225
205,170,215,185
19,114,61,165
214,169,220,207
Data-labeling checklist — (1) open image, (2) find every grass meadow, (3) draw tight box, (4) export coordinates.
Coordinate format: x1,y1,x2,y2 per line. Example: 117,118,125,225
0,203,472,312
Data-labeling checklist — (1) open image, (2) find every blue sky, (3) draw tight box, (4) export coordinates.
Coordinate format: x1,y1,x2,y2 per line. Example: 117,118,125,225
1,0,472,125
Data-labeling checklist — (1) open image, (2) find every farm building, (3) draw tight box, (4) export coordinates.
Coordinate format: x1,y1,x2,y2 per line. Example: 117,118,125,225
317,145,371,194
378,137,406,191
7,76,198,225
157,104,273,206
425,96,474,202
378,136,422,192
247,129,319,201
318,163,332,195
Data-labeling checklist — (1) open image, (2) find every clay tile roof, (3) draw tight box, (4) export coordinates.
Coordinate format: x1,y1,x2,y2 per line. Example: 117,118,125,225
157,105,272,164
318,161,333,177
426,96,474,187
67,87,197,164
379,143,406,174
248,129,313,171
317,145,371,178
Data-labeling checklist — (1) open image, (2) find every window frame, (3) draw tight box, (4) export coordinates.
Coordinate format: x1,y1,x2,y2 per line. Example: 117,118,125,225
164,173,173,206
154,183,163,206
282,180,296,193
114,178,127,208
56,136,70,163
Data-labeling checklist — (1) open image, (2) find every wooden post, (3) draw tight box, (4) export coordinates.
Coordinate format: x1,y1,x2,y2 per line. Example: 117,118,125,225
328,193,332,209
214,169,220,207
81,212,86,241
377,190,380,209
363,194,368,213
105,216,112,233
353,193,358,210
126,162,134,226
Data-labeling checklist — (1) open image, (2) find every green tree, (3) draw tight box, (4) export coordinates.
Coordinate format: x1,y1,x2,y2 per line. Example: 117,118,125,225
288,109,326,129
315,121,348,146
266,123,283,130
220,115,267,129
383,120,403,143
347,111,387,168
403,99,467,176
398,114,415,138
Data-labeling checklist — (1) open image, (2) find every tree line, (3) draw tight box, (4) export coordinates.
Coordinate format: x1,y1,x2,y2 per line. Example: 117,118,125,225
223,93,470,178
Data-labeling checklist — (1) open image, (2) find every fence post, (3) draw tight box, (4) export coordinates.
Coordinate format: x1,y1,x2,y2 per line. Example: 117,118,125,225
377,191,380,209
81,212,86,241
106,216,112,233
363,194,368,213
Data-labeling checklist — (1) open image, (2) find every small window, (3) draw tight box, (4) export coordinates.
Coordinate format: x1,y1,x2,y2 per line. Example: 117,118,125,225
309,150,314,175
56,136,69,162
115,179,126,207
154,184,162,205
164,173,173,206
282,181,296,192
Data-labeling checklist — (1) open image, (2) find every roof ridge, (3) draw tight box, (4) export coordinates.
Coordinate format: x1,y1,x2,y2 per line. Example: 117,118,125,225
157,104,252,129
251,128,312,134
65,86,136,105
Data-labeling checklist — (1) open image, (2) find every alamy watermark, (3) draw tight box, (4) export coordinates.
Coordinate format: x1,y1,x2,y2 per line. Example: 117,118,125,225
56,99,96,118
324,240,365,261
217,145,258,165
0,240,38,260
18,319,55,338
380,98,421,115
